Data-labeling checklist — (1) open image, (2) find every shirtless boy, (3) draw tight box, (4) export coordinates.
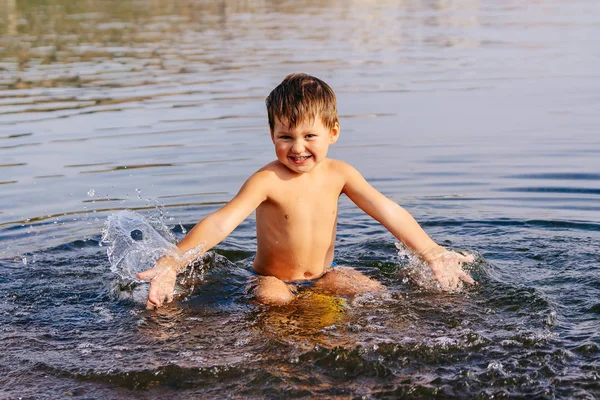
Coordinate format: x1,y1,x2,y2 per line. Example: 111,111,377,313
137,73,475,309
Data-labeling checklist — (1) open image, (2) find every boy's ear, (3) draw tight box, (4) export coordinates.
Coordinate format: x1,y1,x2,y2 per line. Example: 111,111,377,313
329,122,340,144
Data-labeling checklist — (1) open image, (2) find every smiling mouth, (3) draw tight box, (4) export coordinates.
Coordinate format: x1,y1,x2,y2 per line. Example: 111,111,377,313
289,155,312,163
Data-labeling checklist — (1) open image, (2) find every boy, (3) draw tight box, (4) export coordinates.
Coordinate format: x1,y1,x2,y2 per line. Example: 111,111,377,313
137,73,474,309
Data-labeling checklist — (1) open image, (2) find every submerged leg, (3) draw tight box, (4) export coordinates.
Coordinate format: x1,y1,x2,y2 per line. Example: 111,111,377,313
254,275,296,305
314,266,384,296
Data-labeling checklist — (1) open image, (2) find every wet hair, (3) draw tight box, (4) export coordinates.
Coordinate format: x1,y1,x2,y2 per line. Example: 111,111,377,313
266,73,338,132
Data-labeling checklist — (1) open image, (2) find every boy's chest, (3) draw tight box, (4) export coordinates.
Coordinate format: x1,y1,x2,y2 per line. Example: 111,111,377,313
265,179,342,219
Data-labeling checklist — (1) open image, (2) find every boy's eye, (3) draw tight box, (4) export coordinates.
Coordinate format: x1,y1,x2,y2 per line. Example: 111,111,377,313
279,135,291,139
306,134,316,138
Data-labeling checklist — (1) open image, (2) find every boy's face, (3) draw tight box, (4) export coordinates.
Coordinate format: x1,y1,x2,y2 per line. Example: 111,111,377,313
271,115,339,174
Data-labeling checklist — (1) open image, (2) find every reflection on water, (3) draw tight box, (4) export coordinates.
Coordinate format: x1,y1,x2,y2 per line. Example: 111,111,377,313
1,0,598,249
1,0,600,398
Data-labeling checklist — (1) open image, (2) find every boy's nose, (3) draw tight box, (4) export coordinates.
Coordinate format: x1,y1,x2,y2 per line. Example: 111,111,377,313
291,141,305,153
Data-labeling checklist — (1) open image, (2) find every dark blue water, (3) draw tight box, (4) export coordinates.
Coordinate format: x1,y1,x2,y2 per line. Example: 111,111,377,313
1,0,599,398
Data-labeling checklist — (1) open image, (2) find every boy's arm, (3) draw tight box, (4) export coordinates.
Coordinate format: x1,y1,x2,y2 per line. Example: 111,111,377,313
339,162,474,290
137,171,271,308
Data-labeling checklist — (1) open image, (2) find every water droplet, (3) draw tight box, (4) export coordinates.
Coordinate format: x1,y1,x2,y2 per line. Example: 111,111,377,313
135,188,142,193
87,189,95,197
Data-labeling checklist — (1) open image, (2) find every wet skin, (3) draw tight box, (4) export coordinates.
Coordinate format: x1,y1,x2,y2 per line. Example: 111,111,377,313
137,116,474,308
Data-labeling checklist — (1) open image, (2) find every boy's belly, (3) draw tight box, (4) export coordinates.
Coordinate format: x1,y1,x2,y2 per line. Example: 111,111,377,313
254,200,338,282
252,245,335,282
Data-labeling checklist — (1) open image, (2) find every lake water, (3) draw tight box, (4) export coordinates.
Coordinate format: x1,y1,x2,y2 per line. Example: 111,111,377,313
1,0,599,398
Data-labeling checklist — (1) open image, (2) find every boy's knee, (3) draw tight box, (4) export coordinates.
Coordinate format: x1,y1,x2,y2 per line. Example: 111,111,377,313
254,276,295,305
316,266,384,296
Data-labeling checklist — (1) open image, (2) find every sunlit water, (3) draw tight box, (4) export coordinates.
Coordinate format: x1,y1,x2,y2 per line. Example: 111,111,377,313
1,0,599,398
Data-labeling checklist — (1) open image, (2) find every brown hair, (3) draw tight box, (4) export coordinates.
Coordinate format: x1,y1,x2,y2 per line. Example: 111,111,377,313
266,73,338,132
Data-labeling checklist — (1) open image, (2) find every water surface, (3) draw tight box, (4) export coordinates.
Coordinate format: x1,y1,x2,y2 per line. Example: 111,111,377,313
1,0,599,398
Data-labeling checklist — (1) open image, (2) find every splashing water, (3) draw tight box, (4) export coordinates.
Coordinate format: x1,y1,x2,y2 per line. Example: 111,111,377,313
394,242,442,291
394,242,478,292
101,210,178,283
101,209,206,286
101,210,211,305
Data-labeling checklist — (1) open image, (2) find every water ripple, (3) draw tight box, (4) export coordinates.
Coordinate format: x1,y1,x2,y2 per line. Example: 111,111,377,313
498,187,600,195
506,173,600,181
1,0,600,397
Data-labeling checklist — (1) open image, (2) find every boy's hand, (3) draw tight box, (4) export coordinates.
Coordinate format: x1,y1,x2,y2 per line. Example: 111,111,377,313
136,258,179,309
421,246,475,291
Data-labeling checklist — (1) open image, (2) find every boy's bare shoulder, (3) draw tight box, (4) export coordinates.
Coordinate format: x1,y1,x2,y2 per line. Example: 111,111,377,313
258,160,285,172
325,159,367,194
249,159,358,185
247,161,294,188
256,160,292,178
326,158,358,175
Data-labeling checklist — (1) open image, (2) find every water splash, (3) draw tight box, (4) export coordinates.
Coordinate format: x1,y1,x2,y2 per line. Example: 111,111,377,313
101,210,204,283
395,242,441,291
101,210,209,306
394,242,482,293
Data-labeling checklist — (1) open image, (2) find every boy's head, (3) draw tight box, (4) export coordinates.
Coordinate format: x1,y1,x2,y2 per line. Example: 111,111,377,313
266,73,338,133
